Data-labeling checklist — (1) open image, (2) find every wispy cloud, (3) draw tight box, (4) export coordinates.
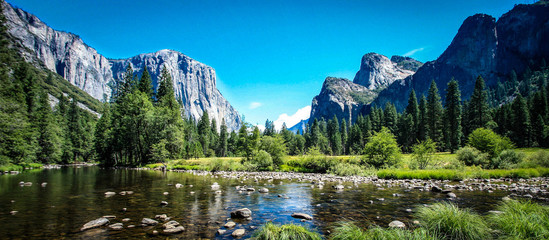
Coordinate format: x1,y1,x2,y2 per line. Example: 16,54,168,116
249,102,262,109
403,47,425,57
273,106,311,131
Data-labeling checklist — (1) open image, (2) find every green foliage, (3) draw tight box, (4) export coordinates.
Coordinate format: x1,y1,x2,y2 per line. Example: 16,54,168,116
260,135,287,167
426,80,444,144
489,200,549,240
411,139,437,169
209,158,243,172
528,150,549,167
328,162,375,177
444,79,462,153
456,146,489,167
330,222,438,240
416,202,491,240
253,222,322,240
377,169,466,181
491,150,525,169
247,150,273,171
468,128,513,158
363,127,401,168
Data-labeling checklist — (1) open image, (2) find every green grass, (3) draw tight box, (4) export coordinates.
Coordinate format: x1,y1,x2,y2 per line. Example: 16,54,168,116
330,222,439,240
377,167,549,180
0,164,24,172
489,200,549,239
253,222,322,240
416,202,491,240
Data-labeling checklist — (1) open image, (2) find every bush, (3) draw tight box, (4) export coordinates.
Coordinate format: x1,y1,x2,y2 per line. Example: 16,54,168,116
363,127,401,168
302,155,337,173
528,150,549,167
456,146,489,167
209,158,243,171
328,162,375,177
491,150,524,169
489,200,549,239
416,202,491,240
249,150,273,171
468,128,513,157
411,139,437,169
253,222,322,240
330,222,438,240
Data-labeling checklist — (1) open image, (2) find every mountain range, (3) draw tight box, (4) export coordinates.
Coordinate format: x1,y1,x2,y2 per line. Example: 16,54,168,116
307,1,549,125
1,0,242,131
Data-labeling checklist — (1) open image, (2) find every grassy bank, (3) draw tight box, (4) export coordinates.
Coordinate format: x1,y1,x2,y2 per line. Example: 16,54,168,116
142,148,549,180
0,163,43,172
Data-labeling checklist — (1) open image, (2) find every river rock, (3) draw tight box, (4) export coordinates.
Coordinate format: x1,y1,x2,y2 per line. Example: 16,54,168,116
41,182,47,187
102,215,116,219
333,185,344,190
160,201,168,206
388,220,406,229
81,217,110,231
142,218,159,226
246,188,255,192
175,183,183,188
217,229,227,235
163,192,169,195
230,208,252,220
431,186,442,192
447,192,457,198
122,218,130,222
259,188,269,193
232,229,245,238
108,223,123,230
291,213,313,220
224,221,236,228
164,226,185,234
105,192,116,197
10,211,17,215
155,214,170,221
164,220,180,228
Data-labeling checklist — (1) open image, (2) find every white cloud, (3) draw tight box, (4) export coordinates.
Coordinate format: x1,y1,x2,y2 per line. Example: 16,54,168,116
273,106,311,131
403,47,425,57
249,102,262,109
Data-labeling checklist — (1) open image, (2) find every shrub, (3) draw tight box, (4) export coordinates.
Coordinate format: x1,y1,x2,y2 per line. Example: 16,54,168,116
260,136,287,167
209,158,243,171
363,127,401,168
416,202,491,240
249,150,273,171
411,139,437,169
490,150,524,169
328,162,375,177
456,146,489,167
253,222,322,240
489,200,549,239
302,155,337,173
528,150,549,167
468,128,513,157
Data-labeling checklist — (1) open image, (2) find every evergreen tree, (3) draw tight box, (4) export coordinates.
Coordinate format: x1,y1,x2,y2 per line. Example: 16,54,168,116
383,102,398,133
197,112,211,156
327,116,342,155
67,97,83,163
121,64,137,98
511,94,531,147
157,66,177,110
426,81,444,144
33,90,61,163
418,95,428,141
397,113,415,152
405,90,419,140
264,119,275,136
218,119,228,157
467,76,491,133
443,79,462,153
138,66,153,99
349,124,363,154
341,118,348,155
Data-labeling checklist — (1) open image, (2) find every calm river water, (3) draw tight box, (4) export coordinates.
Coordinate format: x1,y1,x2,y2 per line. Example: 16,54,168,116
0,166,512,239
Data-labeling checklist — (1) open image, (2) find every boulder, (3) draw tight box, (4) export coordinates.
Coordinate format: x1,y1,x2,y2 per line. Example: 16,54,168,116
259,188,269,193
388,220,406,229
164,226,185,234
230,208,252,220
141,218,159,226
81,218,109,231
431,186,442,192
232,229,245,238
224,221,236,228
447,192,457,199
291,213,313,220
108,223,123,230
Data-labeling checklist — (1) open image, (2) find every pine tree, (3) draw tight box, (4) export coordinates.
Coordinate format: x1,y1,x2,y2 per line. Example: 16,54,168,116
327,116,342,155
418,95,427,142
264,119,275,136
511,94,531,147
197,112,211,156
67,97,83,163
33,90,61,163
138,66,153,99
467,76,491,133
426,81,444,145
218,119,228,157
383,102,398,133
406,90,419,140
157,66,177,110
443,79,462,153
340,118,348,155
397,113,415,152
120,64,137,98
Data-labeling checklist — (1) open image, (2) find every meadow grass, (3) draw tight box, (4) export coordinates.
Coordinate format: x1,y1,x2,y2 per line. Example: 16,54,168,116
253,222,322,240
330,222,438,240
489,200,549,239
415,202,491,240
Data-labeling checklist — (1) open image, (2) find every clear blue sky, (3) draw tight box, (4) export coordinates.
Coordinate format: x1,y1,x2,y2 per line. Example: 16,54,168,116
8,0,531,127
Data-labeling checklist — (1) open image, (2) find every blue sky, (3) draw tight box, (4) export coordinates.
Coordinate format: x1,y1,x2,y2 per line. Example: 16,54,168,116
8,0,531,128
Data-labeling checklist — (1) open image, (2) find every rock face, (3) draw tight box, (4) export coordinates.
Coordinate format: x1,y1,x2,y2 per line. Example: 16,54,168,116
353,53,416,91
373,3,549,111
2,1,242,131
310,77,375,124
310,54,420,124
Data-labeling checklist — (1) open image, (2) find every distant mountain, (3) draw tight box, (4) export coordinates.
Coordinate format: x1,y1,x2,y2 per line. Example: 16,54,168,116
309,1,549,123
288,119,308,134
310,53,421,124
1,0,242,131
372,2,549,111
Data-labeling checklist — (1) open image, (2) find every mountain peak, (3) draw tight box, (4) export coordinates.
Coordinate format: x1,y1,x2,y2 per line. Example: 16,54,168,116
353,52,415,91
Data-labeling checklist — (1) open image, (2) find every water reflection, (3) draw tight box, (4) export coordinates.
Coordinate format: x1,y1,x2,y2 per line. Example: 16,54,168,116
0,167,529,239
